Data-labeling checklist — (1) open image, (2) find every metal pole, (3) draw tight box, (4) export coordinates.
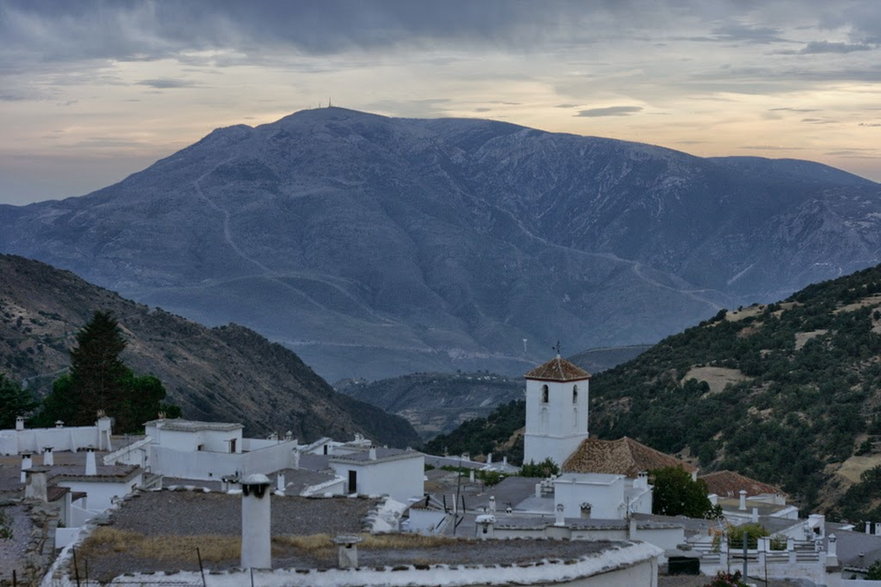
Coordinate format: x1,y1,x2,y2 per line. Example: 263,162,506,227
197,547,207,587
742,530,748,581
72,547,81,587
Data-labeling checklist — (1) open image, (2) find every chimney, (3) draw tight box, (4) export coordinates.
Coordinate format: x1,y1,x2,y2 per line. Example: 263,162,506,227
875,522,881,537
24,468,48,502
368,446,377,461
827,533,838,566
42,447,54,467
285,431,293,441
867,521,872,534
55,420,64,428
333,535,362,568
291,448,300,470
476,514,495,539
487,453,493,465
554,503,565,526
20,453,32,484
751,507,759,524
15,416,24,431
489,495,496,513
502,456,508,466
580,502,592,519
739,489,747,511
85,447,97,476
276,473,286,495
241,474,272,570
469,470,475,483
636,471,648,489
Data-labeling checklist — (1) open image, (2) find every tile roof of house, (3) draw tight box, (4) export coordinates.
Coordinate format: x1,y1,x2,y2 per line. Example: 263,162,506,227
699,470,783,498
562,437,696,477
524,356,591,381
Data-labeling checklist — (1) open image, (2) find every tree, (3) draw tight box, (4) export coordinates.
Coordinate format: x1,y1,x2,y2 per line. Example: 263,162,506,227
69,310,129,423
651,466,720,519
867,560,881,580
35,311,179,432
0,373,38,429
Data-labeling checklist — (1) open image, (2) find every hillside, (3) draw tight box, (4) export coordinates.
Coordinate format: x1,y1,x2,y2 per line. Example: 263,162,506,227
338,345,646,441
2,108,880,381
0,254,418,446
425,263,881,514
337,372,522,440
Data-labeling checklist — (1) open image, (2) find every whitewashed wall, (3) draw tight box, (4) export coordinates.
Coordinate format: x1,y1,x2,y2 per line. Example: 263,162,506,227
330,455,424,502
555,474,627,519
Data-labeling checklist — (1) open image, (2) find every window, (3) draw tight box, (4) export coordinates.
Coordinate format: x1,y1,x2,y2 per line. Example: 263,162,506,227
572,385,578,403
541,384,549,403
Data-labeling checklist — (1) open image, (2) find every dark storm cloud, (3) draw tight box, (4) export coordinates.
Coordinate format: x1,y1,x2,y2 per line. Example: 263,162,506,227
576,106,643,117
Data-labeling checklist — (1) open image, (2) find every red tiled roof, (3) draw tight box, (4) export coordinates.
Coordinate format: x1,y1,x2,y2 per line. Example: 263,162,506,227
562,436,696,477
699,470,783,498
525,356,591,381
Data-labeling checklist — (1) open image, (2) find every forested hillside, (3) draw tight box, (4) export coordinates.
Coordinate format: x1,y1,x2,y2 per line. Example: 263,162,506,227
426,264,881,515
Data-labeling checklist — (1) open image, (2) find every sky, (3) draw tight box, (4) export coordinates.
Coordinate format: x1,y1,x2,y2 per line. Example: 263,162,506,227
1,0,880,205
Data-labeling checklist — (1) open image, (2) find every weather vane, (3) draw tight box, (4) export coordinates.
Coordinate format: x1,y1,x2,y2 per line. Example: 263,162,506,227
553,340,561,356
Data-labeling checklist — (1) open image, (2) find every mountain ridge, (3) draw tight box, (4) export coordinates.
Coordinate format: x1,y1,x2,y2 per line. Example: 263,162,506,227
0,253,419,446
1,107,879,380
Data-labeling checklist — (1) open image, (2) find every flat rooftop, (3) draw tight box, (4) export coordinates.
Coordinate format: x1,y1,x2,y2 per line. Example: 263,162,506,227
76,489,639,583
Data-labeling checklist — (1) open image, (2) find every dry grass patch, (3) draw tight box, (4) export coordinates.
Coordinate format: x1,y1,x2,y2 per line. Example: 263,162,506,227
273,532,459,556
78,527,240,562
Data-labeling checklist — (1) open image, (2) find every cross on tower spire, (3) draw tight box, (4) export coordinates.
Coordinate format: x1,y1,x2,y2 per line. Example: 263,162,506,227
553,340,562,357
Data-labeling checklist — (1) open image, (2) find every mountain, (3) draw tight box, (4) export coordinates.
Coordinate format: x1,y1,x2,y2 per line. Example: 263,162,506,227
0,254,419,446
1,107,880,381
337,345,647,440
337,372,523,440
424,262,881,514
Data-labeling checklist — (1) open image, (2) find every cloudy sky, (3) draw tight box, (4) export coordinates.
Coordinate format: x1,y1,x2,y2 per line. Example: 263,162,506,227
1,0,880,205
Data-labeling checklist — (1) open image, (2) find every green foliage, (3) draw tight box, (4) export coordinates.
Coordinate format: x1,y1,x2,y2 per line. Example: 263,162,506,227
519,458,560,478
0,510,12,540
651,466,719,519
437,466,506,487
34,311,179,433
726,523,769,549
867,560,881,580
0,373,38,428
421,400,525,463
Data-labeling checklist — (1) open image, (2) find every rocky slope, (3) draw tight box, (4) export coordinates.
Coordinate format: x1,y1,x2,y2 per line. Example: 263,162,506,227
0,254,418,446
1,108,879,381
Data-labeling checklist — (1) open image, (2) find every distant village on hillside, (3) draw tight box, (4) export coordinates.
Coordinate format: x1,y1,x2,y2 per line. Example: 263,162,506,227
2,353,879,586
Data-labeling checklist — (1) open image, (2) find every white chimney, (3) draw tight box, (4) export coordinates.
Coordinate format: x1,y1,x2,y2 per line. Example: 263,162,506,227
15,416,24,431
85,447,97,476
469,470,475,483
55,420,64,428
368,446,377,460
42,447,54,467
241,474,272,570
487,453,493,465
334,535,362,568
489,495,496,513
276,473,286,495
292,448,300,470
875,522,881,536
285,431,293,441
476,514,495,539
751,507,759,523
867,521,872,534
502,456,508,466
20,453,32,483
554,503,565,526
827,533,838,566
739,489,747,511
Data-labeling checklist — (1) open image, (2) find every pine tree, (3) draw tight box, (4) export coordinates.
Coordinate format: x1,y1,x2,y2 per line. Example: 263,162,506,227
69,310,130,424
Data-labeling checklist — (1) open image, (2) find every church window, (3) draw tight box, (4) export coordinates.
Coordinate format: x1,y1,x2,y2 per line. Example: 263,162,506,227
572,385,578,403
541,384,549,403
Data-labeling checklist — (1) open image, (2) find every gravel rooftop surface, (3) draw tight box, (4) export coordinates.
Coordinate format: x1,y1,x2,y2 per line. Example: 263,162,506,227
0,503,32,583
74,490,642,583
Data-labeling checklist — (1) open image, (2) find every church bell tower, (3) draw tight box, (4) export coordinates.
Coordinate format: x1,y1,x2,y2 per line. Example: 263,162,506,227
523,352,591,466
